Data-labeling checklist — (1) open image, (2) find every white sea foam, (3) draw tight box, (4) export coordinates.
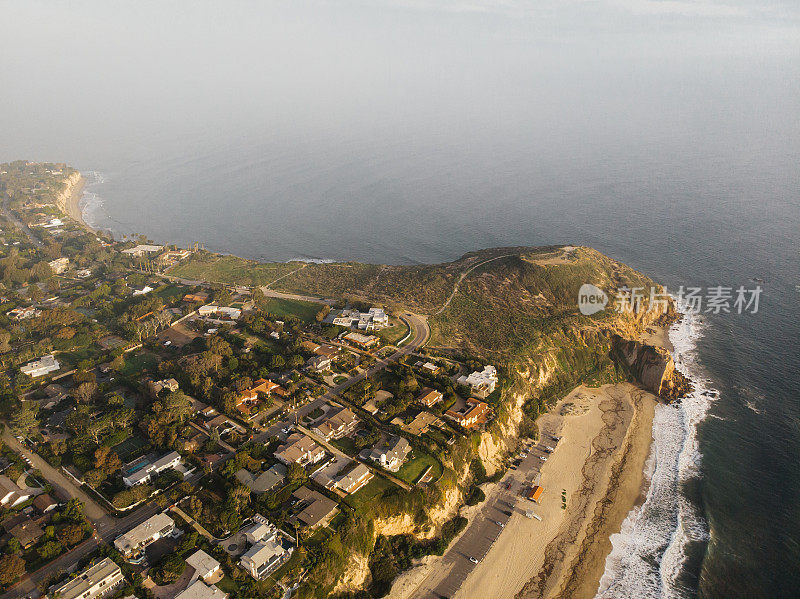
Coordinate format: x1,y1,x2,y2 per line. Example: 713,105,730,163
595,304,713,599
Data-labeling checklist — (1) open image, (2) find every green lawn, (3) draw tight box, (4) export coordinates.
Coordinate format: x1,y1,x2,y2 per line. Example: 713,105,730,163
330,437,357,456
261,297,321,322
167,253,299,287
375,317,410,346
154,283,189,301
396,451,443,486
215,576,238,595
344,475,396,512
120,351,158,376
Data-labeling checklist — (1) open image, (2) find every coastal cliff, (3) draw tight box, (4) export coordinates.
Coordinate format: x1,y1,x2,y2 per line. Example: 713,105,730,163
53,170,83,216
169,245,687,598
614,336,692,401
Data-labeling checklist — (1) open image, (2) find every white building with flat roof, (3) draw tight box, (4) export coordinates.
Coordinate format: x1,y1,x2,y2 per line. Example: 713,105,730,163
114,513,175,560
457,365,498,397
122,451,182,487
121,244,163,257
186,549,221,583
21,355,60,378
49,557,124,599
48,257,69,274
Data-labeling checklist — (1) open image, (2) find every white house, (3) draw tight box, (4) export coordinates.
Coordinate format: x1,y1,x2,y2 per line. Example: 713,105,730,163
174,579,227,599
186,549,221,583
122,451,182,487
49,557,124,599
20,355,60,378
121,244,163,257
114,513,175,560
238,514,293,580
48,257,69,274
239,539,292,580
368,436,411,472
457,365,498,398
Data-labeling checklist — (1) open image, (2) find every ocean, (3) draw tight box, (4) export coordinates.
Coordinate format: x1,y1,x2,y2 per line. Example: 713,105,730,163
2,1,799,597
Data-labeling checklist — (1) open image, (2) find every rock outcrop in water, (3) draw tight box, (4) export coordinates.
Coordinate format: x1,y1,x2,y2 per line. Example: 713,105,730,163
613,336,692,401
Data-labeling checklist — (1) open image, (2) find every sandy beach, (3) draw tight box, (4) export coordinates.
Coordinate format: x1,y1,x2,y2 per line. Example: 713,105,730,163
451,382,657,599
61,173,92,231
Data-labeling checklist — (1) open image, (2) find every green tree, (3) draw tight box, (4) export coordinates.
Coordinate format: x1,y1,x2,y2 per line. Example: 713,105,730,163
37,540,63,560
0,554,25,585
10,401,38,436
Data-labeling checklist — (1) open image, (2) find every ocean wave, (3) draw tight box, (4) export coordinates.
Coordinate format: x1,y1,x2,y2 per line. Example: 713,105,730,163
595,304,714,599
78,170,108,230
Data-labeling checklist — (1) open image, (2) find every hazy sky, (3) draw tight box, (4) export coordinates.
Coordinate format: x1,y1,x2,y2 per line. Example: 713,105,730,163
1,0,798,169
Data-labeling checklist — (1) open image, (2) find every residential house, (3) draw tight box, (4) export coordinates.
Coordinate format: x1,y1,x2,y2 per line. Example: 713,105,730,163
235,463,286,494
420,361,441,375
290,486,338,530
186,549,221,583
312,407,359,441
239,514,293,580
33,493,58,514
7,306,40,320
174,580,227,599
314,344,340,358
362,399,380,415
149,378,180,397
183,292,210,303
204,415,242,436
305,355,332,372
20,355,60,378
122,451,182,487
368,436,411,472
274,433,325,467
335,464,373,494
0,475,31,507
10,519,44,548
114,513,175,560
457,365,498,398
300,340,321,353
416,387,443,408
48,257,69,274
445,398,491,429
48,557,124,599
343,332,379,349
39,383,68,409
121,244,163,257
239,538,292,581
197,305,241,320
401,412,440,437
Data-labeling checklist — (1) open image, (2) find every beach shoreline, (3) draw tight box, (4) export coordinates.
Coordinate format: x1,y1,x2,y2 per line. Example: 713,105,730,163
442,382,657,599
63,174,94,231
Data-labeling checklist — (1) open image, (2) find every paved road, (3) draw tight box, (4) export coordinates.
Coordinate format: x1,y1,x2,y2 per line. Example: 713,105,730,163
1,434,166,599
412,431,559,599
1,192,43,247
2,434,108,522
1,305,428,598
